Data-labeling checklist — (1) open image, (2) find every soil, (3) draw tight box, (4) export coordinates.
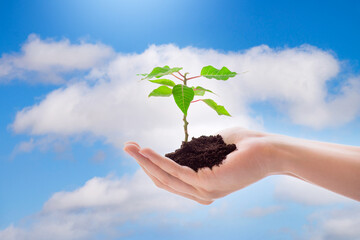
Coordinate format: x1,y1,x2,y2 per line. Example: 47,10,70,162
165,135,237,172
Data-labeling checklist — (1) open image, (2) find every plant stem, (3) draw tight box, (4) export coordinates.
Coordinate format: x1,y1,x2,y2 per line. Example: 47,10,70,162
191,99,203,103
183,73,189,143
187,75,201,80
183,73,188,85
172,73,184,81
183,114,189,143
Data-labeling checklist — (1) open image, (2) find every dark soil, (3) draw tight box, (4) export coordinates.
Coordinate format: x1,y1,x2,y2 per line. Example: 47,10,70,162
165,135,237,172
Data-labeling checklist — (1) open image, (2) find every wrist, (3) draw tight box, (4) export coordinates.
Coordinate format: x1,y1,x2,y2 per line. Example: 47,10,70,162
262,134,291,176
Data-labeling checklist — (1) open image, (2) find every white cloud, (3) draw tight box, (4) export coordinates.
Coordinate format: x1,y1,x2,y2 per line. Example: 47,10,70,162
274,176,353,205
0,34,115,83
0,61,12,77
10,135,72,160
13,138,36,153
208,201,230,217
238,46,360,128
289,76,360,128
275,177,360,239
91,150,106,163
243,205,284,218
304,205,360,240
4,36,360,240
7,39,360,153
0,170,196,240
10,64,258,152
43,170,193,213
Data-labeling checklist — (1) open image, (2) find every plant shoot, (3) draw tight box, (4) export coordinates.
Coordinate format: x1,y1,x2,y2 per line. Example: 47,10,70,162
139,65,238,142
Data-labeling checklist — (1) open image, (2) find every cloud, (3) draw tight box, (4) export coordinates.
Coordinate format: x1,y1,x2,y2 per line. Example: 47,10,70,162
10,135,72,160
304,205,360,240
13,138,36,153
10,63,258,152
0,170,196,240
91,150,106,163
243,205,284,218
208,201,230,217
4,36,360,240
274,176,353,205
237,45,360,128
275,177,359,239
289,76,360,128
8,38,360,153
0,34,115,84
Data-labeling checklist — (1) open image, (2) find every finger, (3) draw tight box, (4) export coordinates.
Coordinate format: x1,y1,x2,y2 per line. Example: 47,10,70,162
124,144,213,203
124,144,201,197
140,165,213,205
139,148,198,186
124,141,140,148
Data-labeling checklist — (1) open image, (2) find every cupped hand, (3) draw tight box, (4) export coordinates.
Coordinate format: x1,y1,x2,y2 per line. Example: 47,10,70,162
123,127,275,205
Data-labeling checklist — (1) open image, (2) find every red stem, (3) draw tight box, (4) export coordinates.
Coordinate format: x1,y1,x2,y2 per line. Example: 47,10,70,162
187,75,201,80
178,71,184,77
172,73,184,82
191,99,203,103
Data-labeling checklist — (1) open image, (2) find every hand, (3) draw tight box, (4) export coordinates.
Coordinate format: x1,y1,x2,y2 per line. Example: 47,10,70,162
123,127,276,205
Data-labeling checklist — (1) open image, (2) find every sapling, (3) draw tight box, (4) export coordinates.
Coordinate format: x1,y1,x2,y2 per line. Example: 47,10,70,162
139,65,238,143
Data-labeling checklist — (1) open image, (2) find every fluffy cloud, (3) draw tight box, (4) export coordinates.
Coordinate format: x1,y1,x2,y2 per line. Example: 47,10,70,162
4,36,360,240
10,135,72,160
0,35,360,240
274,176,353,205
275,177,360,239
43,171,193,213
0,34,114,83
0,170,196,240
9,40,360,153
304,205,360,240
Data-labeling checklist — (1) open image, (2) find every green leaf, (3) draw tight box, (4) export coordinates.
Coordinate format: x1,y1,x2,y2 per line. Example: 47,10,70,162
200,65,237,80
148,86,173,97
192,86,215,96
172,84,194,116
202,99,231,116
149,79,176,87
141,66,183,79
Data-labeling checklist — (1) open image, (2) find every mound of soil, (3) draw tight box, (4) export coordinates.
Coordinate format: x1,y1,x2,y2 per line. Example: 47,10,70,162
165,135,237,172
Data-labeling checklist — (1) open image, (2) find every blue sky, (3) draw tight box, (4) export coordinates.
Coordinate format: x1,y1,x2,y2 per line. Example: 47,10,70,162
0,0,359,239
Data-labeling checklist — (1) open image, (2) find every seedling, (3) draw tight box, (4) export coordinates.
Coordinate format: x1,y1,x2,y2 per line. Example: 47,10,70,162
139,65,238,143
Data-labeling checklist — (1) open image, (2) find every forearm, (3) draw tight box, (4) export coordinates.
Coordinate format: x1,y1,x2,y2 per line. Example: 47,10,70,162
268,134,360,201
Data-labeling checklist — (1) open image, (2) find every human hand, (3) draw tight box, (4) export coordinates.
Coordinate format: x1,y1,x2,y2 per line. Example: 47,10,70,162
124,127,277,204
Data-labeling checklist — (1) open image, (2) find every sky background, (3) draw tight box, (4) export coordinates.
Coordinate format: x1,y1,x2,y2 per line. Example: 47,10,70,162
0,0,359,239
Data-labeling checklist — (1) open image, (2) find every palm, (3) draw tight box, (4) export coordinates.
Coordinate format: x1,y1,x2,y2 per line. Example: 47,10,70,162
124,127,270,204
196,128,269,198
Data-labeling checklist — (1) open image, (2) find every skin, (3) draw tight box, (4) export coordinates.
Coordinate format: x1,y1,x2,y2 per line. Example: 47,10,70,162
123,127,360,205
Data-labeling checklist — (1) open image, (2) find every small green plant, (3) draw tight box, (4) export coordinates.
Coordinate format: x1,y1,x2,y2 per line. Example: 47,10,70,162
139,65,238,143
